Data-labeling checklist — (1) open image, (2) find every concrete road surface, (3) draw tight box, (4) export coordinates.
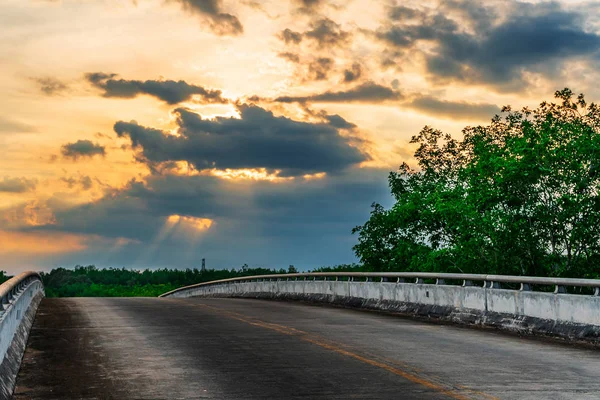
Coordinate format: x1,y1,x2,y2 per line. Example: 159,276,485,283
14,297,600,399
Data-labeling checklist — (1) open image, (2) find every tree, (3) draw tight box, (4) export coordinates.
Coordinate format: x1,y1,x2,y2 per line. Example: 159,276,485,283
0,271,10,285
353,89,600,278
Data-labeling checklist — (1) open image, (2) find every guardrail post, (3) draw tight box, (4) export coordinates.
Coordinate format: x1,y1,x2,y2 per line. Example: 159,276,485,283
397,278,405,283
594,287,600,296
554,285,566,294
490,281,500,289
436,279,445,285
415,278,424,284
463,280,473,287
520,283,532,291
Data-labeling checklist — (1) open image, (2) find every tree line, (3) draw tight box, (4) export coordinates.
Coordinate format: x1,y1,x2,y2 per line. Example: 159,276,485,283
0,264,359,297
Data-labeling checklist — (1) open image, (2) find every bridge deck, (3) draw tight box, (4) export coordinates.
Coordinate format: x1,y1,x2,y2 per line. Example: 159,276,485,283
14,297,600,399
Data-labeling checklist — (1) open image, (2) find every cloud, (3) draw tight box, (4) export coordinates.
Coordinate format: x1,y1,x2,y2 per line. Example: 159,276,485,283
113,104,368,176
0,200,55,229
307,57,334,81
61,175,94,191
388,5,421,21
294,0,324,14
0,118,35,134
302,107,357,130
0,177,37,193
35,77,68,96
173,0,243,36
86,73,227,105
61,140,106,160
278,55,337,81
343,63,362,83
375,1,600,89
280,18,350,50
278,52,300,63
323,114,356,130
304,18,351,49
280,29,303,44
275,82,402,103
407,96,501,120
31,167,392,269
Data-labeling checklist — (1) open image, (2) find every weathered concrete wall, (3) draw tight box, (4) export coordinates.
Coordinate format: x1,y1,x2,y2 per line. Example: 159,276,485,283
0,280,44,399
166,280,600,343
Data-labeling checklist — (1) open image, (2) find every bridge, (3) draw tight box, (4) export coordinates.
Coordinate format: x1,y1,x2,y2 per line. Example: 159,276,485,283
2,272,600,399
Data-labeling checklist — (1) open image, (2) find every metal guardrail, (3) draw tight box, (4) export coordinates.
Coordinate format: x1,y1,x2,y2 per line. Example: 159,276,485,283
0,271,43,312
159,272,600,297
0,271,44,398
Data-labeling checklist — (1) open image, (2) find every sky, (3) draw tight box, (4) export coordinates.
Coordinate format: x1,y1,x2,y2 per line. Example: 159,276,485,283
2,0,600,274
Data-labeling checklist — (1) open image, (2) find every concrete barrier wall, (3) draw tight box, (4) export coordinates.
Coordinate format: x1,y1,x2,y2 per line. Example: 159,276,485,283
0,273,45,399
165,279,600,343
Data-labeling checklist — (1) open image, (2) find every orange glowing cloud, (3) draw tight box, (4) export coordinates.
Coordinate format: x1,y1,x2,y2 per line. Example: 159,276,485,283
0,230,88,255
167,214,213,231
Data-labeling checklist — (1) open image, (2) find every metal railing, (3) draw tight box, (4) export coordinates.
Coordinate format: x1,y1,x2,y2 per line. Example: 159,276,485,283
159,272,600,297
0,271,43,312
0,271,44,398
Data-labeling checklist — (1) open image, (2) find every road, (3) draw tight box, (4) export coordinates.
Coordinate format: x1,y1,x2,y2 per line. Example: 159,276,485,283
13,297,600,399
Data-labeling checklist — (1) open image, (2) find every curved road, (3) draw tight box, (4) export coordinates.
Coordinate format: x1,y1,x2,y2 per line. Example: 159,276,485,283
14,297,600,399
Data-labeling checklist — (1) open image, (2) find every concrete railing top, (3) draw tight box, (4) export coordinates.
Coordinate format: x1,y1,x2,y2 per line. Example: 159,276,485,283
159,271,600,297
0,271,42,306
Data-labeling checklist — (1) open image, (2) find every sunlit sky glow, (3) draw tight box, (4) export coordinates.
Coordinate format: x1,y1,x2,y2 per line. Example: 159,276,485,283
2,0,600,273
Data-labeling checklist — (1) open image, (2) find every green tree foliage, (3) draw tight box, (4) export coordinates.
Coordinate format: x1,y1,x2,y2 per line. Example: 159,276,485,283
353,89,600,278
0,271,11,285
41,265,289,297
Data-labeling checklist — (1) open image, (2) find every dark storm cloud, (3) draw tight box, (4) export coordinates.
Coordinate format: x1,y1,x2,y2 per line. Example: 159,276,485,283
61,140,106,160
343,63,362,83
275,82,402,103
0,177,37,193
407,96,501,120
33,167,392,269
42,175,227,242
86,73,227,105
376,1,600,89
113,105,368,176
173,0,243,35
36,77,67,96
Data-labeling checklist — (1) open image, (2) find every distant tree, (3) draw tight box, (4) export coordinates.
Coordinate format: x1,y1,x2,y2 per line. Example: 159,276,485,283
353,89,600,278
288,265,298,273
0,270,10,285
39,265,292,297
